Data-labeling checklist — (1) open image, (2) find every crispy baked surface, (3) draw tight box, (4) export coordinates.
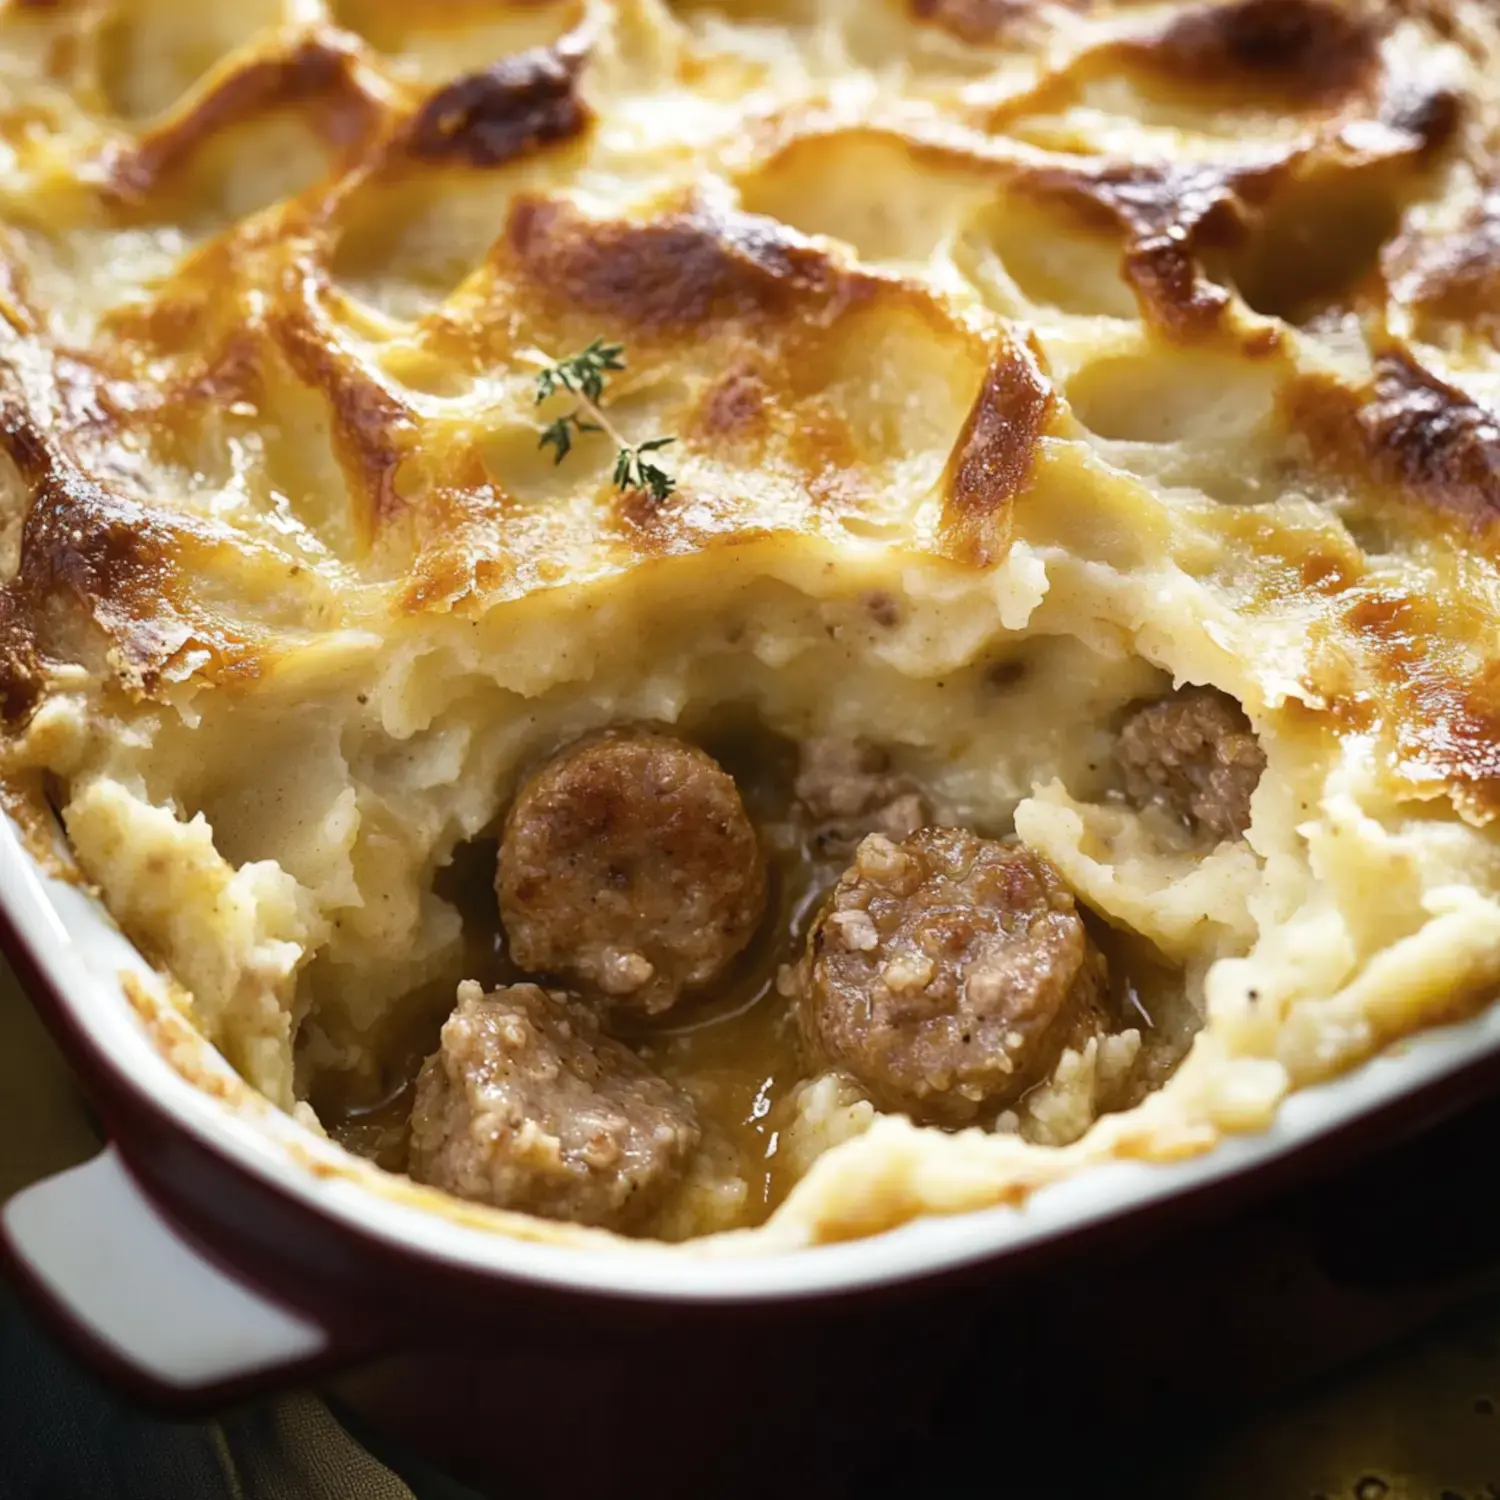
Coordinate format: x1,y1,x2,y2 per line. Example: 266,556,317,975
5,0,1500,1248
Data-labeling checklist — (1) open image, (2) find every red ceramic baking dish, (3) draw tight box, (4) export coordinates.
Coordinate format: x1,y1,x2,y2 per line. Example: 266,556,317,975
6,794,1500,1431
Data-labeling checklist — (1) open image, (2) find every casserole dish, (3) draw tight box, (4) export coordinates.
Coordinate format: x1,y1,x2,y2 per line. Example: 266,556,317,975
11,0,1500,1467
7,799,1500,1408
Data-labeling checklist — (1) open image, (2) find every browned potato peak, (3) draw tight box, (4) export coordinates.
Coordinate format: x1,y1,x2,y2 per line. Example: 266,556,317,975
409,982,700,1232
1116,687,1265,840
795,829,1109,1127
497,730,766,1016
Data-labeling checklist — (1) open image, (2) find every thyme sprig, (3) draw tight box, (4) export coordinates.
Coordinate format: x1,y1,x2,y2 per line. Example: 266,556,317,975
535,338,625,403
612,435,676,497
531,339,677,503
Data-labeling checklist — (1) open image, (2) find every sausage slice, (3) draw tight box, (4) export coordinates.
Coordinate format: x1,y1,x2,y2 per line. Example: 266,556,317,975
794,737,929,857
1116,687,1264,841
793,828,1109,1127
497,730,766,1016
409,981,700,1230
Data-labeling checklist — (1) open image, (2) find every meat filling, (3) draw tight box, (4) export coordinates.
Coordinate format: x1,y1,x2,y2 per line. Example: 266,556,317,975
792,828,1110,1127
793,737,930,857
1116,687,1265,841
497,729,766,1016
409,981,701,1230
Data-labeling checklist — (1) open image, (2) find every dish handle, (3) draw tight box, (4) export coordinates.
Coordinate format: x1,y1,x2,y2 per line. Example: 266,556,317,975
2,1145,342,1409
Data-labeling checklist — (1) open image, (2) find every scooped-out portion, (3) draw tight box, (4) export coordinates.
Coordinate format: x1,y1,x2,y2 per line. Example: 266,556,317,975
306,694,1245,1238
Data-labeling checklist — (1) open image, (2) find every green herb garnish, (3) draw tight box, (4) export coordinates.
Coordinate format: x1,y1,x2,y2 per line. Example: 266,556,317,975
532,340,677,502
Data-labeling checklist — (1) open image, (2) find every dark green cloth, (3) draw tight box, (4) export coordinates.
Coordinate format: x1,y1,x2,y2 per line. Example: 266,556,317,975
0,1284,481,1500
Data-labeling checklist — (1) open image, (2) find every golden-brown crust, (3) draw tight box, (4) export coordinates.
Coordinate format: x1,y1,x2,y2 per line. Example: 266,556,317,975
690,363,771,447
0,302,274,725
273,293,419,538
1050,160,1244,340
939,333,1052,566
1359,351,1500,535
501,193,871,337
1014,95,1456,341
1291,347,1500,546
1328,588,1500,821
910,0,1051,45
402,36,590,167
0,455,263,723
1385,191,1500,335
104,33,379,203
0,0,1498,881
1116,0,1383,109
985,3,1460,341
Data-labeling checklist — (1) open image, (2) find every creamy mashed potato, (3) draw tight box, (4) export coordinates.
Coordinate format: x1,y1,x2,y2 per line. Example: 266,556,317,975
3,0,1500,1247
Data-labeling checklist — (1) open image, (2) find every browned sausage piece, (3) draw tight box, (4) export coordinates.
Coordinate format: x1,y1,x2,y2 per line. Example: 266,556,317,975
409,981,700,1230
794,737,930,857
793,828,1108,1127
497,730,766,1016
1116,687,1265,841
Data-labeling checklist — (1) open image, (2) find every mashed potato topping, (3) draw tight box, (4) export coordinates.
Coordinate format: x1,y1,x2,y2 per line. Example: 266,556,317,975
4,0,1500,1247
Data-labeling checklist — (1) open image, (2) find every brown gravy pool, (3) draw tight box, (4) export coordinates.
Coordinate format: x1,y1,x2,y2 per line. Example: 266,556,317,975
309,726,827,1228
307,724,1194,1233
